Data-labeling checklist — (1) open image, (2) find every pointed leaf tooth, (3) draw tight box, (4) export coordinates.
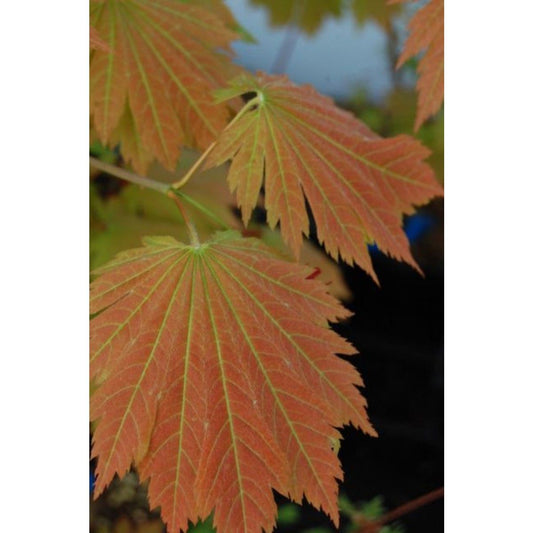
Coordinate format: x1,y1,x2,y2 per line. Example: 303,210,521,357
394,0,444,129
206,73,442,282
90,232,374,532
90,0,242,171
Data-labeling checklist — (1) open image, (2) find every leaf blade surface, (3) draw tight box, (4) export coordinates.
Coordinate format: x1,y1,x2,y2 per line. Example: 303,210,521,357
90,232,375,533
90,0,241,172
206,73,443,281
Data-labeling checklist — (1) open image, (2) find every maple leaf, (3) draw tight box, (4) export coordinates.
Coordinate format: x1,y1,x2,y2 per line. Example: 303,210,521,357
90,0,241,172
249,0,343,36
391,0,444,130
205,73,443,282
90,231,375,533
244,225,351,301
90,26,110,52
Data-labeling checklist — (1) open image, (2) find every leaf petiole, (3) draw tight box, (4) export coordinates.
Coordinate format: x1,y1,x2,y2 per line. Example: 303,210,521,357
90,157,233,239
169,189,232,231
171,94,262,190
168,191,201,248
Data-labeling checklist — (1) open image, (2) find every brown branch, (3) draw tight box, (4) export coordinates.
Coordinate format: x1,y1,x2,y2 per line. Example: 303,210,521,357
357,487,444,532
89,156,170,195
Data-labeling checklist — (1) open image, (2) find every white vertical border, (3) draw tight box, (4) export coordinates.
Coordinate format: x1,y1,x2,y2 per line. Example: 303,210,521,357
0,1,88,531
446,0,533,531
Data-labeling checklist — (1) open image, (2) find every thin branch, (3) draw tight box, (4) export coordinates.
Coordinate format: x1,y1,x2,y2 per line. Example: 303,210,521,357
89,156,170,195
380,486,444,525
357,487,444,532
171,142,216,190
90,156,232,236
271,0,304,73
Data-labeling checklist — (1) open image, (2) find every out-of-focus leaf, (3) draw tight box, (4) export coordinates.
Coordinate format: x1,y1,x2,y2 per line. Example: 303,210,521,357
249,0,342,35
187,519,216,533
109,516,165,533
392,0,444,130
339,494,405,533
247,225,351,301
351,0,403,32
275,502,301,525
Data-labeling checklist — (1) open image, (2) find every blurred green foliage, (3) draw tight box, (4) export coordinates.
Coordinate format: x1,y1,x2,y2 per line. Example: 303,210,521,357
90,149,239,270
249,0,404,35
351,0,403,31
250,0,343,35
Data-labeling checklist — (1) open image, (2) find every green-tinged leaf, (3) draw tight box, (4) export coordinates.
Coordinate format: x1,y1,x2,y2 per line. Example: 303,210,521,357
187,517,215,533
206,72,443,282
249,0,343,35
339,494,405,533
90,0,242,172
91,231,375,533
276,503,301,525
351,0,403,32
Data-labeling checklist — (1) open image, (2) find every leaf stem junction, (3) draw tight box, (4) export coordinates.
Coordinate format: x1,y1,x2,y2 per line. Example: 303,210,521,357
171,94,262,189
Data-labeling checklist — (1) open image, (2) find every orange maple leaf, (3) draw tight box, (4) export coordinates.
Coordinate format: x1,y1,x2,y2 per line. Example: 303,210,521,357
392,0,444,130
205,73,443,282
90,232,375,533
90,26,110,52
90,0,241,172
